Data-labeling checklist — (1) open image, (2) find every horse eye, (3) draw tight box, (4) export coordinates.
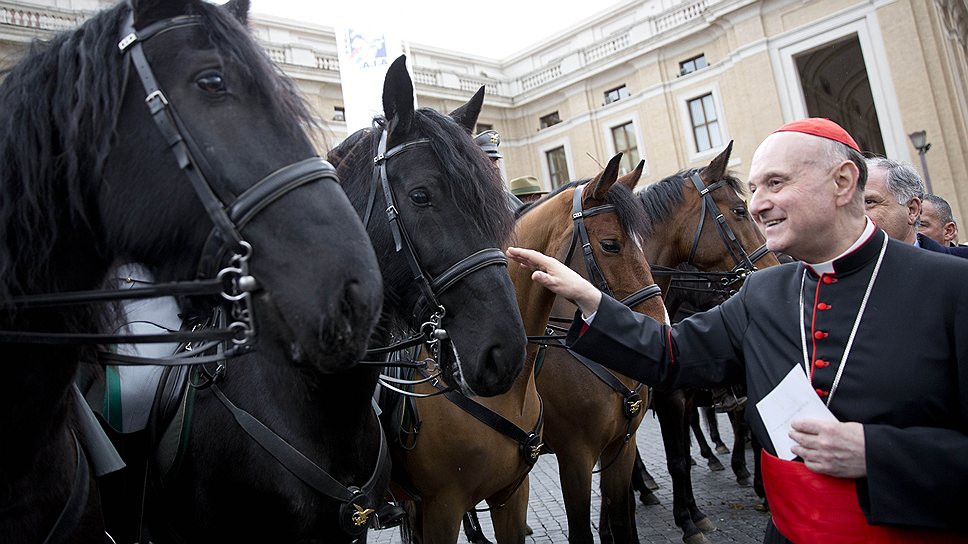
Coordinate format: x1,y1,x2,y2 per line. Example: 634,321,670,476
732,206,748,218
196,73,226,94
409,189,430,206
600,239,620,254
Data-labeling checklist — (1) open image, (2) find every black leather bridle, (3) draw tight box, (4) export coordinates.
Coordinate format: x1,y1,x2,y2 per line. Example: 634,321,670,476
0,11,339,365
362,124,508,367
562,183,663,309
651,172,771,298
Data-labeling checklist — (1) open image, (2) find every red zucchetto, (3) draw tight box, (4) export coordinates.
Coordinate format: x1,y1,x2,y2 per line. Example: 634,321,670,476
772,118,861,153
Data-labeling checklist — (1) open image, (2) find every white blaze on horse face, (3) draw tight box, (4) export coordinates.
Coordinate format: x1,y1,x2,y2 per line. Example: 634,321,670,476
662,305,671,326
632,232,644,253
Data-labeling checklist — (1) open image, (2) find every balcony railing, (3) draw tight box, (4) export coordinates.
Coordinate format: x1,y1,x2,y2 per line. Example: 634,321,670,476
583,33,630,64
413,69,439,86
0,2,84,33
655,0,709,33
0,0,717,100
521,64,562,91
512,0,711,94
315,54,339,71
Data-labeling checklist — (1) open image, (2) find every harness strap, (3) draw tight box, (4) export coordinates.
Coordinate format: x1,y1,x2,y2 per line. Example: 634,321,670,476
563,184,615,296
429,249,507,294
687,172,757,273
2,328,238,346
119,12,243,251
374,128,441,317
0,278,223,309
201,158,340,273
211,383,389,535
98,344,249,366
565,348,644,473
618,284,663,309
439,385,545,466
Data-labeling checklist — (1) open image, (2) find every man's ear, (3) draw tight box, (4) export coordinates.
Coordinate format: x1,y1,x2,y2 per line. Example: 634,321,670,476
944,222,958,244
908,197,922,226
832,160,860,207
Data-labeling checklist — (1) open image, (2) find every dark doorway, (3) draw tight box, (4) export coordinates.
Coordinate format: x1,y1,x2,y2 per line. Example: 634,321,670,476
795,35,885,156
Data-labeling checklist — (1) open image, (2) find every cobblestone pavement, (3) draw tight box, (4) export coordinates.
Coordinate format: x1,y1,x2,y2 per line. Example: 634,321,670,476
371,411,770,543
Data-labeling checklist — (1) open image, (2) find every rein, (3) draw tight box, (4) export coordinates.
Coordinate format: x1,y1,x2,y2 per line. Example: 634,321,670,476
208,383,389,536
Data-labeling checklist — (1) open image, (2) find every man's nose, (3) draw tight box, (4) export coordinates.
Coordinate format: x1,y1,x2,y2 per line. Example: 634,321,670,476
748,188,768,220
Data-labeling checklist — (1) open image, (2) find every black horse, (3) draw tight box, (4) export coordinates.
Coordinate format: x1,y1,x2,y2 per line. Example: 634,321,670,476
1,0,383,542
328,56,526,399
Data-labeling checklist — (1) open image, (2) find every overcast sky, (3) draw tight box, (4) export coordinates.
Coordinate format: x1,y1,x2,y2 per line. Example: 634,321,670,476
246,0,623,59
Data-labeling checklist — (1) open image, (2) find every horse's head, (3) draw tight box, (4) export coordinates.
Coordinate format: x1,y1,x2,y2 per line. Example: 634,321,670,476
640,142,779,295
96,0,382,370
516,154,667,326
330,56,525,396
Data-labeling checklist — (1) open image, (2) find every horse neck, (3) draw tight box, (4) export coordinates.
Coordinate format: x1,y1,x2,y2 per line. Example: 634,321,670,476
643,218,680,295
643,192,700,293
230,351,379,451
505,212,568,402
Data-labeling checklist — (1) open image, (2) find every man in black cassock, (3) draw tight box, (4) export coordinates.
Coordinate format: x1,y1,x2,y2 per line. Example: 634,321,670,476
507,118,968,543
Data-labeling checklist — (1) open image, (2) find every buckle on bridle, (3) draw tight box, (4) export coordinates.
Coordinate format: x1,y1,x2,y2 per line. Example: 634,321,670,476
520,432,543,466
624,391,643,419
338,487,376,536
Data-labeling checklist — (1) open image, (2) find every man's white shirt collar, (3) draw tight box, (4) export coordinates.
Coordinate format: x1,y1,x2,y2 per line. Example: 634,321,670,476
805,217,875,275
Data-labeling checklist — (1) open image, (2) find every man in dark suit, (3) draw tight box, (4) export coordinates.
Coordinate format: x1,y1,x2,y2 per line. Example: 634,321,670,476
508,119,968,543
921,193,963,246
864,157,968,258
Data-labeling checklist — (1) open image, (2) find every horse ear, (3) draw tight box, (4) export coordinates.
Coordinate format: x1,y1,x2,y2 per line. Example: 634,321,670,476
701,140,733,183
617,159,645,191
222,0,250,25
132,0,192,27
588,153,623,202
448,86,485,134
383,55,415,145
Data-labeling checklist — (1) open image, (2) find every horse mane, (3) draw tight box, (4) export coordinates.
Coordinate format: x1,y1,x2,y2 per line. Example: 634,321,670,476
527,179,649,240
637,168,744,237
334,109,515,247
0,2,314,300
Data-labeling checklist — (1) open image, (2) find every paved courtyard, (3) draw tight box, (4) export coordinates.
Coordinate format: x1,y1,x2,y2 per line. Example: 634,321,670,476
371,411,770,543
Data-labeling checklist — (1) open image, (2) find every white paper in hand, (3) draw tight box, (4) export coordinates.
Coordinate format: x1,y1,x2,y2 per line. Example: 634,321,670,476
755,365,839,460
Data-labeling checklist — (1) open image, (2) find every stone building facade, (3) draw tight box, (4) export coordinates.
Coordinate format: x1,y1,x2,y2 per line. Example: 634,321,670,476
2,0,967,223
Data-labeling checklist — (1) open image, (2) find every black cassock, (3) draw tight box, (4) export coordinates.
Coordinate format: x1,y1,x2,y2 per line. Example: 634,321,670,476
566,227,968,533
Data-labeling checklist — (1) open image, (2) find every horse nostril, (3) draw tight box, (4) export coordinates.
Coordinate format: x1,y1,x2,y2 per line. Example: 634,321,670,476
341,278,379,312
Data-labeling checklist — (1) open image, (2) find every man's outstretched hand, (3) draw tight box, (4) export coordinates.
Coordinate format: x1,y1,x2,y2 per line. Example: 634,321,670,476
506,247,602,317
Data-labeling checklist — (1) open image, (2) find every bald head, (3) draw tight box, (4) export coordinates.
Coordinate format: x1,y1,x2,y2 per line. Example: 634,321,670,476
747,131,868,262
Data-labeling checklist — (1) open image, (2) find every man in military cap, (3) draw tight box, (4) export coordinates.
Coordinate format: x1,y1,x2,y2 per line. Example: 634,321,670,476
473,129,502,162
509,175,548,204
472,129,525,213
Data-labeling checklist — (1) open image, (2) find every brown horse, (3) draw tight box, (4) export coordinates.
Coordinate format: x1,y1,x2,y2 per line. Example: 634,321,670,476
531,160,669,544
636,142,780,544
389,153,662,543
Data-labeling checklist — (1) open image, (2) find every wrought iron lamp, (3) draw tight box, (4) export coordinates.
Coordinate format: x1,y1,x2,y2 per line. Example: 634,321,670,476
909,130,933,194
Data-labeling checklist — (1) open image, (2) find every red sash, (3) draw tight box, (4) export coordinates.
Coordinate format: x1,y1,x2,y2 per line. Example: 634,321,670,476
761,450,964,543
